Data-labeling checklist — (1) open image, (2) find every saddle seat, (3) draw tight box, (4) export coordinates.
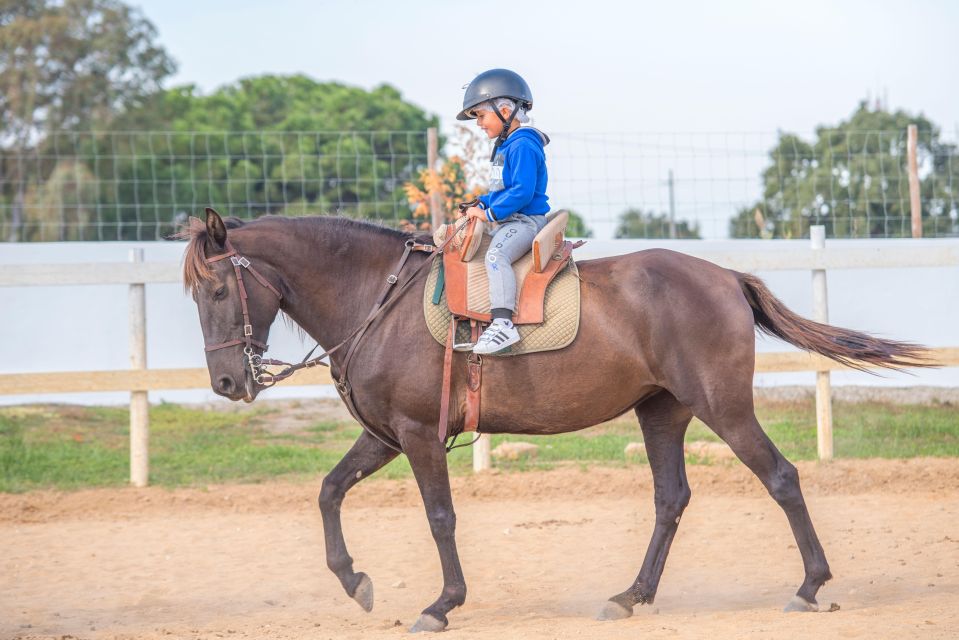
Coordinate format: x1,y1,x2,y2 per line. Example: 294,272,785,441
432,210,575,325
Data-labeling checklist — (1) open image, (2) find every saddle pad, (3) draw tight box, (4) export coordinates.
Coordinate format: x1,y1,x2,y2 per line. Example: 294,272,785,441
423,257,581,357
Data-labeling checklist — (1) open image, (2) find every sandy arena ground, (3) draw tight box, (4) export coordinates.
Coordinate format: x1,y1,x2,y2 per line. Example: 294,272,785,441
2,459,958,640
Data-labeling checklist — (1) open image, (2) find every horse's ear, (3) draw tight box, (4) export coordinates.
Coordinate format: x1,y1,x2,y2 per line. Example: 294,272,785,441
205,207,227,250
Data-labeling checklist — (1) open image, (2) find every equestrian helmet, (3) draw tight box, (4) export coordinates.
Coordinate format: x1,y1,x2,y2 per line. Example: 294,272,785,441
457,68,533,121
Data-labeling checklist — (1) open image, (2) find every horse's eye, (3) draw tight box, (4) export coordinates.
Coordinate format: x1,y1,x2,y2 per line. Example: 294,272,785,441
213,286,226,300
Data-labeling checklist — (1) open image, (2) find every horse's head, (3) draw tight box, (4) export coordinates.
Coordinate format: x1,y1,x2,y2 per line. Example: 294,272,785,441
183,208,283,402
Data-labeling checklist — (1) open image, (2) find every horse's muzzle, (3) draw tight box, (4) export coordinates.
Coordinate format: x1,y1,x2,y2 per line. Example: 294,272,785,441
213,373,255,402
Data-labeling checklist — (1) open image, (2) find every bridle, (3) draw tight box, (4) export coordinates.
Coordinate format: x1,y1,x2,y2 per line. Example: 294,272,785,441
202,239,285,387
200,215,472,390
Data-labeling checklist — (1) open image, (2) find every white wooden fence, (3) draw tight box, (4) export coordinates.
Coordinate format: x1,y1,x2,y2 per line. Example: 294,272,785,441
3,229,958,483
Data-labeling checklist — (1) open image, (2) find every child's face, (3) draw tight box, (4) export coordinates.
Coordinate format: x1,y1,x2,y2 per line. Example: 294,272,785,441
474,105,514,139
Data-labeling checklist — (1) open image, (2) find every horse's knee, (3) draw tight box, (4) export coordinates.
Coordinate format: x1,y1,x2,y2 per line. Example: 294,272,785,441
654,485,691,525
426,506,456,538
767,461,803,509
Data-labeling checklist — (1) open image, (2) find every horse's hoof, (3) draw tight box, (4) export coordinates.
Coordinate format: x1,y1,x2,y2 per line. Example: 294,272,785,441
351,574,374,612
409,614,447,633
596,600,633,621
783,595,818,613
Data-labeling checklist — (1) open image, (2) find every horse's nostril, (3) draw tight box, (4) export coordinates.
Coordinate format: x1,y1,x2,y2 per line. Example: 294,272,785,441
216,375,236,395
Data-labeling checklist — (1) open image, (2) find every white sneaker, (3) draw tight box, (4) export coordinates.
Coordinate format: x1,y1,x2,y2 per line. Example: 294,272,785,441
472,319,520,354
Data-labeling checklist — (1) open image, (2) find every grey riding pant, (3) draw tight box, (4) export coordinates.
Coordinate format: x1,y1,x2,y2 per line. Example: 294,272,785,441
485,213,548,312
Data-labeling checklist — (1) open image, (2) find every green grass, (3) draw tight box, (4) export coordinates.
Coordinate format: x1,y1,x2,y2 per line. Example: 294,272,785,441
1,397,957,492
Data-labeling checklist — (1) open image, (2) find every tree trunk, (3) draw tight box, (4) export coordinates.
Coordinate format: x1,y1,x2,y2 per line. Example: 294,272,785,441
8,189,24,242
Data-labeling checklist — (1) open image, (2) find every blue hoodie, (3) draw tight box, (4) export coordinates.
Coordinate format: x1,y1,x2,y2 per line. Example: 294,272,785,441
478,127,550,221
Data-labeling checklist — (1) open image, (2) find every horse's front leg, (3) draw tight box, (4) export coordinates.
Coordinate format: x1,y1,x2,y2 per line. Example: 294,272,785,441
319,431,399,612
397,421,467,633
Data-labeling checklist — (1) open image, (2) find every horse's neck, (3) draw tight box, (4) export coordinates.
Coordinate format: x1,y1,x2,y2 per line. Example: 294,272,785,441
267,222,407,354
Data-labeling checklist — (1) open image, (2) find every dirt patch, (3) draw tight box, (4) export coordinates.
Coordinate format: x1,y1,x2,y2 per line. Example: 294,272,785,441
2,458,957,525
1,459,958,640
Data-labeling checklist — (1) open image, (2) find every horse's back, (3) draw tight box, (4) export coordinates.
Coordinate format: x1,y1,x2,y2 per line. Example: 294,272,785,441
575,248,747,313
575,247,757,363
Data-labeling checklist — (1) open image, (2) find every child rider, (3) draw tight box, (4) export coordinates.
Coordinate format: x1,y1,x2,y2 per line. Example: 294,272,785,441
457,68,551,355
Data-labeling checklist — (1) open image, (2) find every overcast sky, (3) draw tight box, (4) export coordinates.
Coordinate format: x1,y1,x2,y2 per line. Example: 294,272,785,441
135,0,956,136
133,0,958,237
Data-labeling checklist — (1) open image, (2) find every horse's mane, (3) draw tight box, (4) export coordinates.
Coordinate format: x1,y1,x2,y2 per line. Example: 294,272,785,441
175,214,419,294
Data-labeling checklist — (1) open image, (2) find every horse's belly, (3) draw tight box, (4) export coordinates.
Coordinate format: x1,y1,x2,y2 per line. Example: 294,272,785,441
474,369,659,436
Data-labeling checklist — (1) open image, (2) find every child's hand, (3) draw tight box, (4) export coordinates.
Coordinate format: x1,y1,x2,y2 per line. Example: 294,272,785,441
464,206,487,222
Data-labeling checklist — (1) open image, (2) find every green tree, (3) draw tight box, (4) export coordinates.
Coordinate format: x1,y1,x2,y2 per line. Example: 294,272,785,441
0,0,175,240
615,208,701,239
84,76,440,239
563,209,593,238
729,103,959,238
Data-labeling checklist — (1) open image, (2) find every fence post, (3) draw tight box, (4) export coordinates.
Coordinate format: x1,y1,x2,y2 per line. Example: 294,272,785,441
129,249,149,487
427,127,444,231
907,124,922,238
810,226,833,461
473,434,491,472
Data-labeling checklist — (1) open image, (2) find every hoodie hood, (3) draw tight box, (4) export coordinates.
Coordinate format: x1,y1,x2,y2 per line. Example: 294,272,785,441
504,126,550,148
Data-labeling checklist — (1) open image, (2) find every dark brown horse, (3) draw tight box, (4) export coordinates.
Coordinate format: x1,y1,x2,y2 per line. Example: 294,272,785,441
182,209,928,632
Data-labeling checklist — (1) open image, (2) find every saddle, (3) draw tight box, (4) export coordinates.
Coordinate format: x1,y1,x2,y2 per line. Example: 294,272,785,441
428,210,584,443
433,210,576,324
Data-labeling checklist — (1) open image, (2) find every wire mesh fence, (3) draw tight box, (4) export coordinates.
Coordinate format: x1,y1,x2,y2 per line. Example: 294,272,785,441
0,130,430,241
548,129,959,239
2,127,957,241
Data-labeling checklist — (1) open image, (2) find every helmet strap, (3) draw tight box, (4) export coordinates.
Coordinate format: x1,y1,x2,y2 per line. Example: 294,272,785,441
489,103,520,161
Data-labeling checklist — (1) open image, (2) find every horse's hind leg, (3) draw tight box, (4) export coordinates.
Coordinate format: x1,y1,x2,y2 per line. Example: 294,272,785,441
319,431,398,612
696,398,832,611
599,390,693,620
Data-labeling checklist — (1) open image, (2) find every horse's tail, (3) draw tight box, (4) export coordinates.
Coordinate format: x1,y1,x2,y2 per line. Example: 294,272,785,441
736,272,934,372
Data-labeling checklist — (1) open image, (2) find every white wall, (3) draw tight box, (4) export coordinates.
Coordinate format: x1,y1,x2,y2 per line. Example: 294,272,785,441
2,238,957,405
